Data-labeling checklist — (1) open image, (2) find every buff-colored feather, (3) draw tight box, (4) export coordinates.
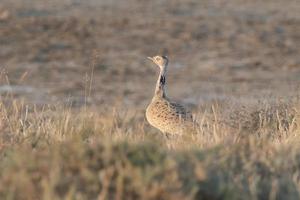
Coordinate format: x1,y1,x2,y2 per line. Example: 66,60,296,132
146,55,196,136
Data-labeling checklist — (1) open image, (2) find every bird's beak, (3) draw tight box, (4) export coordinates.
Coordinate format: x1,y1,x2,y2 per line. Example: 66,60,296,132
147,57,154,62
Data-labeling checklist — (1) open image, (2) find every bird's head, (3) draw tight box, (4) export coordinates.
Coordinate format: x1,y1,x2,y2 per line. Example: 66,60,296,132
147,55,169,68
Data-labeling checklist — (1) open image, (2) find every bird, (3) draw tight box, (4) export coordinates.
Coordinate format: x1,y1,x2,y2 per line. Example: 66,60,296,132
146,55,196,137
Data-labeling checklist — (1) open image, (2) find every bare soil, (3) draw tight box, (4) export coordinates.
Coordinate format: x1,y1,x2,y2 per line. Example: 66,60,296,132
0,0,299,109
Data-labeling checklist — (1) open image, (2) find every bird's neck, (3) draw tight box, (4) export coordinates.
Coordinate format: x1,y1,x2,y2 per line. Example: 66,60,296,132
154,66,167,98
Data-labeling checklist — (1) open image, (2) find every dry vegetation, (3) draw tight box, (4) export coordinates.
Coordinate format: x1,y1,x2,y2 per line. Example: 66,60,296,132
0,98,300,199
0,0,300,199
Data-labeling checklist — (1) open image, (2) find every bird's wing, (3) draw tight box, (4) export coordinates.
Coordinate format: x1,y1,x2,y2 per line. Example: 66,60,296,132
168,101,193,121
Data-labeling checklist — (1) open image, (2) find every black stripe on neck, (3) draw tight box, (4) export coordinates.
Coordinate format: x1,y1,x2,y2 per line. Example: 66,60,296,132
160,75,166,85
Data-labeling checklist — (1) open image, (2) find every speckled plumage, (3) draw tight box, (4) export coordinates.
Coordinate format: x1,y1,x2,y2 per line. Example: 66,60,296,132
146,55,196,136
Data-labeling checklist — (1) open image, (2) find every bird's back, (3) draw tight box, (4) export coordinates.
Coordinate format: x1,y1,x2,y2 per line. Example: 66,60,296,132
146,96,195,135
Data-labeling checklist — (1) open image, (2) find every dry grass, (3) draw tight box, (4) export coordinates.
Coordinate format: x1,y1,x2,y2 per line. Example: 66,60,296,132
0,99,300,200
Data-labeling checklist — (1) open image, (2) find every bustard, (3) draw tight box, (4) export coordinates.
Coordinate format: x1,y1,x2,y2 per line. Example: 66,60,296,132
146,55,196,136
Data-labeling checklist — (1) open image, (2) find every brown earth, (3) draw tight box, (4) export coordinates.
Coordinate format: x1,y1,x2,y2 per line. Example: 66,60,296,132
0,0,299,110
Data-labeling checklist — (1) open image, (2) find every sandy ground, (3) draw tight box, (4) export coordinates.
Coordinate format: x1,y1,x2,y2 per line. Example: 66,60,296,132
0,0,299,109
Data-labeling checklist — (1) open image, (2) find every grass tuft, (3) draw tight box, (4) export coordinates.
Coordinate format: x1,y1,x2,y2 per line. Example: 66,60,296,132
0,100,300,199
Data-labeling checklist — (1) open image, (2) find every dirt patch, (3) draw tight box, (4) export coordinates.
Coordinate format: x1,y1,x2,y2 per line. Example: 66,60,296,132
0,0,299,108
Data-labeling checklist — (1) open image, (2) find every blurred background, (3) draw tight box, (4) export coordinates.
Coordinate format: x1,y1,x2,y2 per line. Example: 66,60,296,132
0,0,299,110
